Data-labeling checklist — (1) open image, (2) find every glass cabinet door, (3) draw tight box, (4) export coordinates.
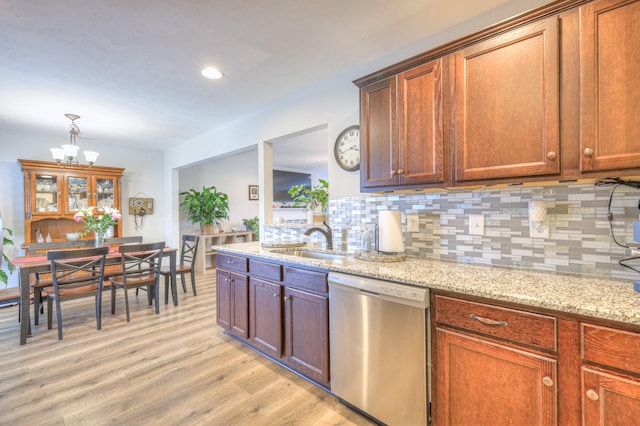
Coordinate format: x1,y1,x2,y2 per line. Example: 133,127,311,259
66,175,89,213
95,177,116,210
34,173,60,214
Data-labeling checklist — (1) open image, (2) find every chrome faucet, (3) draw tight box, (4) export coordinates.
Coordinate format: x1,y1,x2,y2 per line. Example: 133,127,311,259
304,221,333,250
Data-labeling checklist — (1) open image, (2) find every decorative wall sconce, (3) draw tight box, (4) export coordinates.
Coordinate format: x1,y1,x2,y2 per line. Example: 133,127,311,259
529,199,549,239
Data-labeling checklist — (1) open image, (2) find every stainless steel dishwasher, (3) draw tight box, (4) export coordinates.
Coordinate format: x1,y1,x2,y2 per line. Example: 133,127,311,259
328,272,430,426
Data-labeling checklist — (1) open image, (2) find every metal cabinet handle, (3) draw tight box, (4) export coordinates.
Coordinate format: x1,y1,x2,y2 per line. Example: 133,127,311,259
542,376,554,387
397,169,404,174
586,389,599,401
584,147,594,156
469,313,508,327
225,259,233,264
547,151,556,160
273,293,279,298
284,296,291,301
390,170,397,176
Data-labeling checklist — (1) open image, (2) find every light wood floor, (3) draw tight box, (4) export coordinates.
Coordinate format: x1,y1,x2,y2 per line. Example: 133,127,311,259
0,274,375,426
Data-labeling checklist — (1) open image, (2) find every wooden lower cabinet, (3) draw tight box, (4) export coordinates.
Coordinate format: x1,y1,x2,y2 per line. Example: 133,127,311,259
249,277,283,358
284,286,329,387
581,322,640,424
582,368,640,425
215,269,248,339
217,255,330,389
436,328,557,425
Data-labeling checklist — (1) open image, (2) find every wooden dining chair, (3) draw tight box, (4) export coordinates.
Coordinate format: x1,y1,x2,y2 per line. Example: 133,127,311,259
103,236,144,278
43,246,109,340
109,242,164,322
28,240,94,326
160,235,199,305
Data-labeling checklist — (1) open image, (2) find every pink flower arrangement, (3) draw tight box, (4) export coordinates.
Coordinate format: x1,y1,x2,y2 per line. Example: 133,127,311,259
74,206,122,238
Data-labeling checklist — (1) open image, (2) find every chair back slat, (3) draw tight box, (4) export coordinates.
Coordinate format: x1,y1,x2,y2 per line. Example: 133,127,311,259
47,247,109,288
28,240,93,256
180,235,199,266
119,242,165,282
105,236,143,245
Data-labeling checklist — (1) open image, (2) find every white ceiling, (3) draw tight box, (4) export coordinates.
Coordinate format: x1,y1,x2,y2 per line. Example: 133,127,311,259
0,0,545,153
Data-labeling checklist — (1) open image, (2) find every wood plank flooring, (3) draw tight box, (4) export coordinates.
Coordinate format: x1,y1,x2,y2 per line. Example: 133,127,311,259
0,274,375,426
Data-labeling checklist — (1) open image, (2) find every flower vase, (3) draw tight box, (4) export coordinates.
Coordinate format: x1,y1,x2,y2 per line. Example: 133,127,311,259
94,232,105,247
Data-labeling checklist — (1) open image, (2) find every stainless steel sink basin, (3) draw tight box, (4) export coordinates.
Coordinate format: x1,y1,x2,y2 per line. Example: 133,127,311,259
271,249,346,260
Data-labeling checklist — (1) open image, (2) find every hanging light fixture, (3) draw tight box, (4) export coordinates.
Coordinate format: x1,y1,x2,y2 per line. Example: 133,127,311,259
50,113,99,168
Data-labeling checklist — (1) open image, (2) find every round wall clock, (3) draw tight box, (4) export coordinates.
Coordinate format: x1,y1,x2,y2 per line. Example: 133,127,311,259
334,125,360,171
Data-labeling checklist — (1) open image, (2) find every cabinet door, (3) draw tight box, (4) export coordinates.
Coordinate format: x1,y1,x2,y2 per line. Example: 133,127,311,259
284,287,329,387
216,269,248,338
64,173,89,214
230,272,249,338
216,269,232,331
93,175,117,211
454,16,560,182
436,328,557,425
360,76,398,188
397,58,445,185
582,368,640,424
580,0,640,171
31,171,62,215
249,278,282,358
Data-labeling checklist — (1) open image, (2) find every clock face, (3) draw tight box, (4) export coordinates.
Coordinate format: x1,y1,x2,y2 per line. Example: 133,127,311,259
334,125,360,171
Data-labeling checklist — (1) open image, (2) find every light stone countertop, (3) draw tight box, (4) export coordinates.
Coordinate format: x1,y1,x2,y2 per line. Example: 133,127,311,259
213,241,640,326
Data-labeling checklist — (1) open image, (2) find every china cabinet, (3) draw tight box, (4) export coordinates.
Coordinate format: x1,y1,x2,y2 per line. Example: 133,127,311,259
18,159,124,245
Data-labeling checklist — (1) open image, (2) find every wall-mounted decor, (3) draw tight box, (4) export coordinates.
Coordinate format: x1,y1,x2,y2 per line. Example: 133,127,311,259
249,185,259,200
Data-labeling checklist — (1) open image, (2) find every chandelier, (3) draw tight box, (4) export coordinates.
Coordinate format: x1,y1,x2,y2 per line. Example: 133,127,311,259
50,113,99,168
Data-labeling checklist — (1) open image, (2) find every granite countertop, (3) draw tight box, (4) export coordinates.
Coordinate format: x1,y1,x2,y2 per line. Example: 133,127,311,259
213,241,640,326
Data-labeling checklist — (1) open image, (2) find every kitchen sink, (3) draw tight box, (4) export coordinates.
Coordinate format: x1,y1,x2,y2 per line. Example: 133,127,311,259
271,249,346,260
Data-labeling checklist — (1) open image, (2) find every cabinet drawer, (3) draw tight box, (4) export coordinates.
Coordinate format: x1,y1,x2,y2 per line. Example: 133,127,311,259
216,254,248,273
283,266,327,293
435,295,557,352
582,323,640,375
249,259,282,282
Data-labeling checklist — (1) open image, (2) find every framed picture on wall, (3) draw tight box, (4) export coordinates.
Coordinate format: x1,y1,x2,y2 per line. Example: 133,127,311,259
249,185,259,200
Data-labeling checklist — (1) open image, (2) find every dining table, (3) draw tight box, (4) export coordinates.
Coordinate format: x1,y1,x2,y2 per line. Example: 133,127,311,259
12,245,177,345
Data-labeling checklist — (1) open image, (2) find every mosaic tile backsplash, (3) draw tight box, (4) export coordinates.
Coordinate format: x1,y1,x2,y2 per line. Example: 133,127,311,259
264,182,640,281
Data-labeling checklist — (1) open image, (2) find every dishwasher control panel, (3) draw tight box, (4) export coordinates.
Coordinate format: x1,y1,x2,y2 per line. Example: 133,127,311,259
328,272,429,307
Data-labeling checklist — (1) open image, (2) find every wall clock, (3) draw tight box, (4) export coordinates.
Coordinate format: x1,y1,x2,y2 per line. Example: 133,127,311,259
334,125,360,171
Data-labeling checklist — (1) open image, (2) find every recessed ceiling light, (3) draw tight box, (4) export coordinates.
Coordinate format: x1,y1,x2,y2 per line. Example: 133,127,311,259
201,67,223,79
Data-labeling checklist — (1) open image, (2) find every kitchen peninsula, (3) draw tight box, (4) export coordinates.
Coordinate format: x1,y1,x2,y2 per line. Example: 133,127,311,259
214,241,640,425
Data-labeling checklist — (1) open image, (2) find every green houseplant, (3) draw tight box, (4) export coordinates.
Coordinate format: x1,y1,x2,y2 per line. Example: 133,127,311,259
288,178,329,223
180,185,230,234
1,226,14,287
242,216,259,241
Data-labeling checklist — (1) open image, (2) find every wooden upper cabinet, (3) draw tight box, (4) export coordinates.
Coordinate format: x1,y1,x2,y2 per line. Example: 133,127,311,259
360,76,397,188
580,0,640,172
397,59,446,186
360,58,445,189
453,16,560,182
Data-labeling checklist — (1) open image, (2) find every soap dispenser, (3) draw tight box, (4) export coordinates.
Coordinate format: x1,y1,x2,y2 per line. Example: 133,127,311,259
362,228,372,252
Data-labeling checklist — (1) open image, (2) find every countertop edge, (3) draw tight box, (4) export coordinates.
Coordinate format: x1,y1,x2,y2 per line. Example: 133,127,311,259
213,242,640,326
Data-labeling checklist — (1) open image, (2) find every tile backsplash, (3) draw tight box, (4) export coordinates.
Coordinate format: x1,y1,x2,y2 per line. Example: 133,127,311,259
267,182,640,281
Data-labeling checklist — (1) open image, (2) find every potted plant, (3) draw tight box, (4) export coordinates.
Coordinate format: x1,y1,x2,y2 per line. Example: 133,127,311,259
242,216,259,241
288,178,329,223
179,185,230,234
